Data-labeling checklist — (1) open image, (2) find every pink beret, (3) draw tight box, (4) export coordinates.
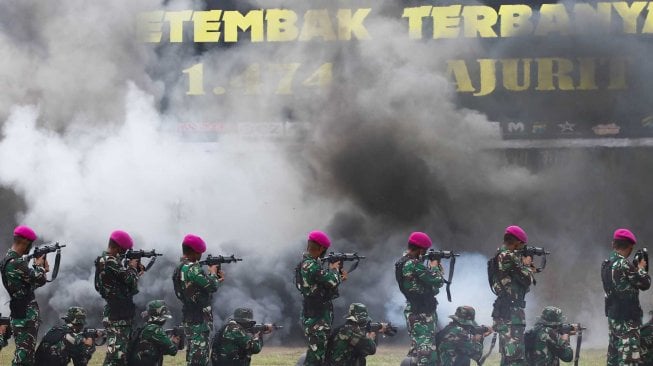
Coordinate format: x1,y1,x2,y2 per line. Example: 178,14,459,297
14,225,37,241
408,232,432,249
110,230,133,250
182,234,206,253
614,228,637,244
505,225,528,243
308,231,331,248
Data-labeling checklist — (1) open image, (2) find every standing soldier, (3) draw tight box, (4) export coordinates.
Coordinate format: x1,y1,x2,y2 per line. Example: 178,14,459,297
326,303,380,366
130,300,179,366
172,234,222,366
210,307,275,366
94,230,142,366
488,225,535,366
1,225,48,365
524,306,574,366
296,230,345,366
437,306,493,366
601,228,650,366
34,306,96,366
395,232,444,366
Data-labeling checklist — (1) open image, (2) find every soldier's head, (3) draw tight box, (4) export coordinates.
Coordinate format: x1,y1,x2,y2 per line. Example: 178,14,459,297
232,308,255,328
12,225,37,255
537,306,565,327
503,225,527,250
108,230,133,255
613,228,637,257
62,306,87,332
407,232,432,257
345,303,371,325
306,231,330,259
182,234,206,262
145,300,172,325
449,306,478,327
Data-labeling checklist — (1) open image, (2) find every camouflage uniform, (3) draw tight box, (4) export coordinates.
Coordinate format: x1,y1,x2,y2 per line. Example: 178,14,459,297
437,306,485,366
525,307,573,366
489,247,533,366
1,249,47,365
640,314,653,365
131,300,178,366
297,253,342,366
173,257,220,366
94,251,139,366
396,252,443,366
326,303,376,366
603,251,651,366
210,308,263,366
34,307,95,366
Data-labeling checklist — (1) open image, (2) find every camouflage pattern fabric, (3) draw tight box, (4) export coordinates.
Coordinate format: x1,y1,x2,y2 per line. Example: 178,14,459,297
3,250,47,366
399,254,443,366
103,317,131,366
35,324,95,366
175,258,220,366
494,321,525,366
211,320,262,366
298,254,341,366
605,251,651,366
326,321,376,366
526,325,573,366
640,318,653,365
437,322,483,365
132,323,177,366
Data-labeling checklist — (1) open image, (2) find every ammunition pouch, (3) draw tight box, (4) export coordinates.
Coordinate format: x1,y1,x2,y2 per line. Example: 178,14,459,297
605,294,642,321
182,302,207,324
492,296,526,319
406,293,437,314
302,296,333,319
9,293,35,319
106,298,135,321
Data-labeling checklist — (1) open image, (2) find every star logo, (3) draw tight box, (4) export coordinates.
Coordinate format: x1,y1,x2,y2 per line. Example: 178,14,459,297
558,121,575,132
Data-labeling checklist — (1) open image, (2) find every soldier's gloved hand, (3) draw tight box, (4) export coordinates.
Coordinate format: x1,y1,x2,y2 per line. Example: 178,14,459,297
83,337,94,346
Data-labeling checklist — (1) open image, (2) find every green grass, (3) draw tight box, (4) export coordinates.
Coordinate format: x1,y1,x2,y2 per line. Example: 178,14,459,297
0,345,607,365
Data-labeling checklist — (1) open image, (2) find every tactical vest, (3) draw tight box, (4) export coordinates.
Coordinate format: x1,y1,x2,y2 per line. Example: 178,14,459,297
34,327,69,366
601,258,643,321
94,256,136,321
1,255,35,319
172,263,209,323
295,258,338,318
394,256,437,314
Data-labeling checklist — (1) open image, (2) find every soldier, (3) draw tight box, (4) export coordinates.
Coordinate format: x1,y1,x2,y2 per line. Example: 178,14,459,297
488,225,535,366
601,228,650,366
130,300,179,366
395,231,444,366
524,306,574,366
640,311,653,365
326,303,380,366
210,307,275,366
296,230,345,366
34,306,96,366
437,306,493,366
172,234,222,366
1,225,48,365
94,230,142,366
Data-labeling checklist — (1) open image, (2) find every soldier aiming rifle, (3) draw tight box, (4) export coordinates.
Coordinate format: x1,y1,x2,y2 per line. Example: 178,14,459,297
211,308,278,366
525,307,584,366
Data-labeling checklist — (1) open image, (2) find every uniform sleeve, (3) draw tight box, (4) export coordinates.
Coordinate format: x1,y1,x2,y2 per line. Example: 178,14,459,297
6,259,47,293
223,326,262,355
497,251,532,287
105,257,139,294
546,329,573,363
616,259,651,291
306,261,341,289
187,264,220,293
151,327,178,356
413,261,444,289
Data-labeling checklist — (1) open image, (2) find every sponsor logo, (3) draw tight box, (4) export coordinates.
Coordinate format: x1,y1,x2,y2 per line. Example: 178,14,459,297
642,115,653,128
507,122,525,133
592,123,621,136
532,122,547,134
557,121,575,133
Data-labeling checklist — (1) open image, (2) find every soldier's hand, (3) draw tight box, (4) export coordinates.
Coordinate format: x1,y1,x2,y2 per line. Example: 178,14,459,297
263,325,273,334
82,337,94,346
561,333,570,341
128,259,139,270
137,262,146,276
483,327,493,337
0,324,7,334
429,259,440,268
34,255,46,267
473,334,483,342
340,268,348,281
217,270,225,282
328,261,340,271
366,331,376,339
639,258,648,270
171,335,180,345
43,258,50,273
522,255,533,267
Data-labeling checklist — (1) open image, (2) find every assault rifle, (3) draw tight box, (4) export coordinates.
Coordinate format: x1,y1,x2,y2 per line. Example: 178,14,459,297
122,249,162,272
320,252,365,273
366,321,398,337
559,323,585,335
0,314,12,342
248,323,283,334
165,326,186,350
26,242,66,282
470,325,493,336
424,249,459,302
82,328,107,346
519,246,550,273
634,248,648,273
199,254,243,268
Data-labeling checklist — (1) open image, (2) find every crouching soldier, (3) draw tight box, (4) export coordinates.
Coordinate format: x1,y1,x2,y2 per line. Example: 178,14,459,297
641,312,653,365
326,303,382,366
437,306,493,366
130,300,179,366
34,306,96,366
211,308,276,366
525,306,574,366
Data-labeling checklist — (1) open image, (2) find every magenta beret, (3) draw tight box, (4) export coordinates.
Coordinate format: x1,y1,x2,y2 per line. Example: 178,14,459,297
408,232,432,249
110,230,134,250
14,225,37,241
308,231,331,248
614,228,637,244
505,225,528,243
182,234,207,253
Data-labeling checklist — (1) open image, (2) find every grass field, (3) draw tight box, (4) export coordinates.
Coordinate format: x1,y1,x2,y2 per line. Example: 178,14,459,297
0,345,607,365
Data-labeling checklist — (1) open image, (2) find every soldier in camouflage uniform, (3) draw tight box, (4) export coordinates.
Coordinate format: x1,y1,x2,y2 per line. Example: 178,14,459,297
640,311,653,365
325,303,380,366
94,230,142,366
488,225,535,366
395,232,444,366
602,228,650,366
210,307,274,366
172,234,222,366
1,225,48,365
130,300,179,366
34,306,96,366
296,230,345,366
437,306,492,366
524,306,574,366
